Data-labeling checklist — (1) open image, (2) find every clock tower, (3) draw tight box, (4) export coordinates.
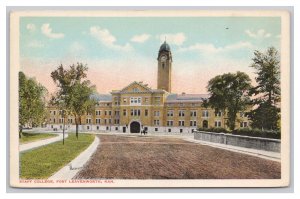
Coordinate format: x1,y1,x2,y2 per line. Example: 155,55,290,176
157,41,172,92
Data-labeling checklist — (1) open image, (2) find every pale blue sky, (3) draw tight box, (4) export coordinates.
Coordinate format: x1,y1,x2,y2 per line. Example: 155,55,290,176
20,17,281,94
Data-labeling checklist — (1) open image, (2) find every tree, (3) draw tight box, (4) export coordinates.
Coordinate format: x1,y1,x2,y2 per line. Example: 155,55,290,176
50,63,96,139
19,72,48,138
247,47,281,130
205,71,252,130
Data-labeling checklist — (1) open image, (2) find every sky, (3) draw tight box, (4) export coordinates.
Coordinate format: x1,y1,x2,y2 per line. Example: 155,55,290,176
20,17,281,95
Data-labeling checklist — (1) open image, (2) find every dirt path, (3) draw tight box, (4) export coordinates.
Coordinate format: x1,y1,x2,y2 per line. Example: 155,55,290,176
74,135,281,179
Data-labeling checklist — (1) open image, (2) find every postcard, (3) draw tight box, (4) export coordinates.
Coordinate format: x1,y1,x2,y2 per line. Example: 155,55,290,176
10,10,290,188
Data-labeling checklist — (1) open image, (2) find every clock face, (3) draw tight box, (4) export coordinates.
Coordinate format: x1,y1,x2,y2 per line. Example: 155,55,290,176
160,55,167,61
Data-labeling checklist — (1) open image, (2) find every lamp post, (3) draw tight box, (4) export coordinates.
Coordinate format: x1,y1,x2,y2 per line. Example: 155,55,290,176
62,109,65,145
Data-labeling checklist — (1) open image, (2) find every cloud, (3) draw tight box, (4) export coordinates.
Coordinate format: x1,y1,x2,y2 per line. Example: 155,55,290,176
89,26,132,51
41,24,65,39
130,34,151,43
28,40,44,48
245,29,271,39
157,33,186,46
26,24,36,32
178,41,253,54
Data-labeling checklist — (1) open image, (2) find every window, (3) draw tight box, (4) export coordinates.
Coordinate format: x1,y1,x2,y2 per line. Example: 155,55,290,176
145,109,148,116
95,110,101,115
105,111,107,116
86,118,91,124
179,110,185,117
215,121,222,127
154,111,160,117
115,119,119,124
96,118,101,124
190,121,197,127
168,129,171,132
104,119,107,124
109,111,112,116
87,126,90,130
53,111,56,115
155,128,158,132
97,126,99,130
130,109,140,116
202,110,209,117
167,110,174,117
109,119,111,124
53,118,56,123
167,120,173,126
240,122,248,128
145,98,149,103
123,98,127,103
123,109,127,116
133,87,139,92
86,112,91,116
190,110,197,117
215,111,222,117
179,120,185,126
130,97,142,105
180,129,183,133
154,120,160,126
115,111,120,116
154,97,160,104
49,110,52,114
179,103,183,107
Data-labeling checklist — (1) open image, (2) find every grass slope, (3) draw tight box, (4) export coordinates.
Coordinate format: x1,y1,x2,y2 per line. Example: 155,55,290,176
20,132,58,144
20,133,95,179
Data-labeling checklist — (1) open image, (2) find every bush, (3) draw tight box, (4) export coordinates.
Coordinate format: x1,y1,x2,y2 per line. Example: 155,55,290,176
197,127,228,133
196,127,280,139
232,128,281,139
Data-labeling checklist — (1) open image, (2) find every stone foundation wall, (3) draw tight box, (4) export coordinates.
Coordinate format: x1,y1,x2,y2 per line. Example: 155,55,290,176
194,131,280,152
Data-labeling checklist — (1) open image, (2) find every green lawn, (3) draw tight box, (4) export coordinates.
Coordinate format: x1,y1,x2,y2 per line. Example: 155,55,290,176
20,132,58,144
20,133,95,179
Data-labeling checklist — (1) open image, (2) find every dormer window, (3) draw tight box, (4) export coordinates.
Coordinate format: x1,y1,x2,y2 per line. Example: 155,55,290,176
133,87,139,92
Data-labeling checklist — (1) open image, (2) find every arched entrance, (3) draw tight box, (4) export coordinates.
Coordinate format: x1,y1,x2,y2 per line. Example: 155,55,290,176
130,121,141,133
202,120,208,128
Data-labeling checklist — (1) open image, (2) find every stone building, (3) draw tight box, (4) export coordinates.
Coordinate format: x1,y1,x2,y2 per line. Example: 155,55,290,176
46,41,250,133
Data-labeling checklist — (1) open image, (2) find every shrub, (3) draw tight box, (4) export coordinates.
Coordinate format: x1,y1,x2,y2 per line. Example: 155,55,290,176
232,128,281,139
197,127,228,133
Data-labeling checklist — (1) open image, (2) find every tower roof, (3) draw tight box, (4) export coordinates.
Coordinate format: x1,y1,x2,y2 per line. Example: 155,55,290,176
159,41,171,52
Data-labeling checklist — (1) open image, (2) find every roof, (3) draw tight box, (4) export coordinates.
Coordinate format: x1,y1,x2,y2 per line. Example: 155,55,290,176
91,93,112,102
159,41,171,52
111,81,168,94
166,93,210,103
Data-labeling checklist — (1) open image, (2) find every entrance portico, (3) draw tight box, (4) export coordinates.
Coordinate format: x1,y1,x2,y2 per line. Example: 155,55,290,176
130,121,141,133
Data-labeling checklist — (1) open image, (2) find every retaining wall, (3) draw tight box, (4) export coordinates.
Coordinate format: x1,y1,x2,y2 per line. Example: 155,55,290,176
194,131,280,152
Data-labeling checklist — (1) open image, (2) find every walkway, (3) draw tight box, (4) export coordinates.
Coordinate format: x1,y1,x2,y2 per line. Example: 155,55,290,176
19,133,69,152
48,136,99,180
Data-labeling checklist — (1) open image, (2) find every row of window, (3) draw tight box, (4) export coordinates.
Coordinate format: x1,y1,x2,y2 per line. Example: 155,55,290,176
51,110,247,119
113,97,161,105
50,119,248,128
